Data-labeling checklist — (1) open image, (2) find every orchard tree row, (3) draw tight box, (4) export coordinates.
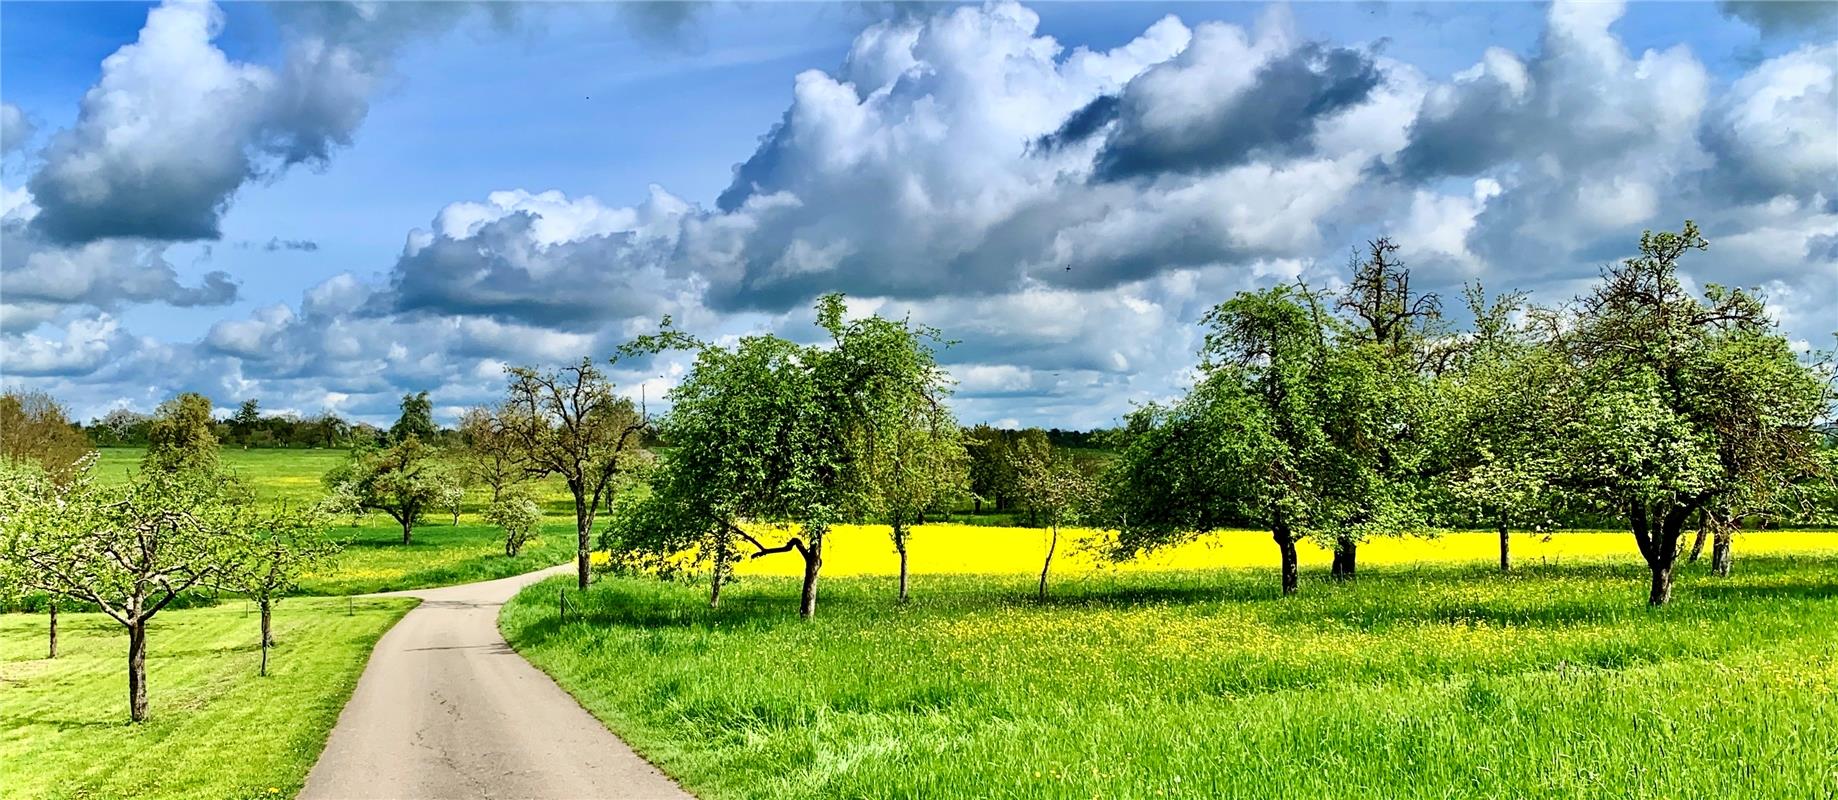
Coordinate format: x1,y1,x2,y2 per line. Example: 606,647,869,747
588,221,1835,614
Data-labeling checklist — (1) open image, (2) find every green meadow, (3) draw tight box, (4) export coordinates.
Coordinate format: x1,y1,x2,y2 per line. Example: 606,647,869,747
91,447,577,594
0,597,412,800
501,557,1838,799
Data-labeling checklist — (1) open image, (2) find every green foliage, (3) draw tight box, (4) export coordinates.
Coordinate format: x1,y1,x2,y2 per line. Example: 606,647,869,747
321,436,448,544
631,294,960,616
484,487,544,557
388,391,437,444
143,392,220,474
1542,221,1833,602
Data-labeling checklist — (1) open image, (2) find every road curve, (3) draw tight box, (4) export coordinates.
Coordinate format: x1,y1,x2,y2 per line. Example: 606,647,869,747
300,565,692,800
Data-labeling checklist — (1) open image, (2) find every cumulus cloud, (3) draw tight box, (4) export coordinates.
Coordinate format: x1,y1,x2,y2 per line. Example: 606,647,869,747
8,0,1836,429
0,103,34,154
0,219,237,333
386,188,695,329
25,0,487,244
1701,42,1838,203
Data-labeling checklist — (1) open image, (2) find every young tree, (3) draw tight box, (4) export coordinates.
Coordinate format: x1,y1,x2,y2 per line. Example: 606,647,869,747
1440,285,1561,572
866,386,968,603
1544,221,1831,605
0,390,94,483
501,358,649,590
0,460,78,658
323,437,446,544
1016,440,1096,601
1,461,245,721
456,405,523,501
219,503,339,676
485,487,544,557
388,391,437,443
439,485,466,525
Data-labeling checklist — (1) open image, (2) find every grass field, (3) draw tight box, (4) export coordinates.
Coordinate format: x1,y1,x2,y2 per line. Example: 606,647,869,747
91,447,579,595
504,555,1838,799
0,597,413,800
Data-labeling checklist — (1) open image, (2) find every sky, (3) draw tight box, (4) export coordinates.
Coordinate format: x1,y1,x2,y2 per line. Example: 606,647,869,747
1,0,1834,429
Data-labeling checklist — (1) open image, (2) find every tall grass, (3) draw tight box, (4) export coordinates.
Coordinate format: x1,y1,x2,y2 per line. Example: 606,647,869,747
502,557,1838,799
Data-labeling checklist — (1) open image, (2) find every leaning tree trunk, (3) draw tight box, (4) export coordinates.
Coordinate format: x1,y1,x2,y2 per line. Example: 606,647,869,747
128,619,149,722
798,537,823,619
1273,525,1299,596
1688,511,1710,563
1711,525,1735,578
1331,537,1358,580
1497,522,1512,573
1038,524,1059,602
47,600,58,660
259,597,273,677
893,521,911,604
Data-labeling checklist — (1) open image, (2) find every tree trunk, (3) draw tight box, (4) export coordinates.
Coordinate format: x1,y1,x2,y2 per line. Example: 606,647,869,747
259,597,273,677
974,498,982,514
798,539,822,620
1637,505,1687,607
574,494,591,591
1331,537,1357,580
1037,524,1058,602
1497,522,1511,573
400,517,413,545
47,601,58,660
1711,527,1734,578
128,619,149,723
1648,562,1673,606
709,534,731,608
894,522,910,604
1273,527,1298,596
1688,511,1710,563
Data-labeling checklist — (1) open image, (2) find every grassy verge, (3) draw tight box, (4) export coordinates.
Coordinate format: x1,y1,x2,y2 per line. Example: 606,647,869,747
502,556,1838,799
0,597,413,800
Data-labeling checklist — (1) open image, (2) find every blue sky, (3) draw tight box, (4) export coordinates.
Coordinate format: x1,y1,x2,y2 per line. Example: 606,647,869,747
2,1,1834,427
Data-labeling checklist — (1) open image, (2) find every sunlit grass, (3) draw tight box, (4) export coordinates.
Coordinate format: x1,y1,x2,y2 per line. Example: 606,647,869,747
504,556,1838,799
92,447,581,595
0,597,413,800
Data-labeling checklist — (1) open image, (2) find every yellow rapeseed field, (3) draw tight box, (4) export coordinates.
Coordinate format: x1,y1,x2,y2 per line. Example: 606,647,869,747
723,524,1838,577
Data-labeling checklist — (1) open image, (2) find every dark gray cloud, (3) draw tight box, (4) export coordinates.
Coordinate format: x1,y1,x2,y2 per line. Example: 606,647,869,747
385,190,690,330
1,221,239,326
1032,94,1120,153
1720,0,1838,36
1091,43,1383,180
1381,51,1528,182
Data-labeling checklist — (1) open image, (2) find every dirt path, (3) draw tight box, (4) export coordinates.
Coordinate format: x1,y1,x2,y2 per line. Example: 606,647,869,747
299,565,692,799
